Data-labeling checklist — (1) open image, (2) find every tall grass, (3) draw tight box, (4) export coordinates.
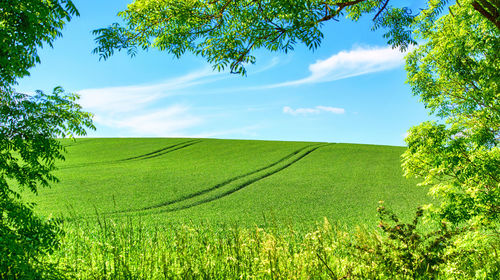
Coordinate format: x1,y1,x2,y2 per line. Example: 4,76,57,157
44,214,498,279
50,216,359,279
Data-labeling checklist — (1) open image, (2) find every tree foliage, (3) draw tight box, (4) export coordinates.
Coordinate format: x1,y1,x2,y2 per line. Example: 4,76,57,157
403,0,499,227
0,1,95,278
93,0,422,75
92,0,500,75
0,86,94,278
0,0,79,87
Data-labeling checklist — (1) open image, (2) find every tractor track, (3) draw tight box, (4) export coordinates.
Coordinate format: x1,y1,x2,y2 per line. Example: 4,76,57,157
58,140,201,170
113,143,330,216
119,140,201,161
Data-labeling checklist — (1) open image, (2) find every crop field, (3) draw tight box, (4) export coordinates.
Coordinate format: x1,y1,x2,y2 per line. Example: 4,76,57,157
28,138,430,229
21,138,496,280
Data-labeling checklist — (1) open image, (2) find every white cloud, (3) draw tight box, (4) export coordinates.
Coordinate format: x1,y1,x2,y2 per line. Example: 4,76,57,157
267,46,407,88
94,105,202,136
283,106,345,116
283,106,320,115
77,69,223,136
251,57,281,74
316,106,345,114
78,68,220,113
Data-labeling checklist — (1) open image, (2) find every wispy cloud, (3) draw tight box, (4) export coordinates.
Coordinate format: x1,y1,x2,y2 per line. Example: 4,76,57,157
251,57,281,74
78,69,223,136
283,106,345,116
266,46,407,88
78,68,220,112
94,105,202,136
316,106,345,114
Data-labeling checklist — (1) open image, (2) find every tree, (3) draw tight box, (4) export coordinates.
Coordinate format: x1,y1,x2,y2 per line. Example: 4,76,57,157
93,0,420,75
0,1,94,278
92,1,499,75
0,0,79,88
402,0,499,227
0,87,94,279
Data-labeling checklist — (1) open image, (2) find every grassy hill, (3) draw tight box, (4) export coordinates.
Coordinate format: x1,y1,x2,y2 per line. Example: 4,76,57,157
28,138,430,228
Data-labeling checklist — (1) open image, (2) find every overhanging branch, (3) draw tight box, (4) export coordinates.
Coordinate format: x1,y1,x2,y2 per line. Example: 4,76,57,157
472,0,500,30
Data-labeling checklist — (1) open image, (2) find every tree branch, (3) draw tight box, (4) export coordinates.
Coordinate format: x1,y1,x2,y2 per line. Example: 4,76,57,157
472,0,500,30
317,0,368,22
373,0,390,20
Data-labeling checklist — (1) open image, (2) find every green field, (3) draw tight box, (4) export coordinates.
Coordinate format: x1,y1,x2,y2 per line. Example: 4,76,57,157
29,138,430,229
19,138,495,280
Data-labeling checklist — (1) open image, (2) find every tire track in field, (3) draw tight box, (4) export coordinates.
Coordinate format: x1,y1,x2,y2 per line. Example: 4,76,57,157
159,145,327,213
114,144,317,213
58,140,201,170
115,143,330,216
137,144,320,211
120,139,201,161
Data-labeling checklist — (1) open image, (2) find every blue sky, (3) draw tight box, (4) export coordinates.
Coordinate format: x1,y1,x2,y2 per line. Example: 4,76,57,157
16,0,431,146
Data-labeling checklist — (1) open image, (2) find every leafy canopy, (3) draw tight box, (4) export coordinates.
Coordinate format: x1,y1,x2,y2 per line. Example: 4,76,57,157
0,87,94,278
93,0,421,75
403,0,499,227
0,1,95,278
0,0,79,87
91,0,500,75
